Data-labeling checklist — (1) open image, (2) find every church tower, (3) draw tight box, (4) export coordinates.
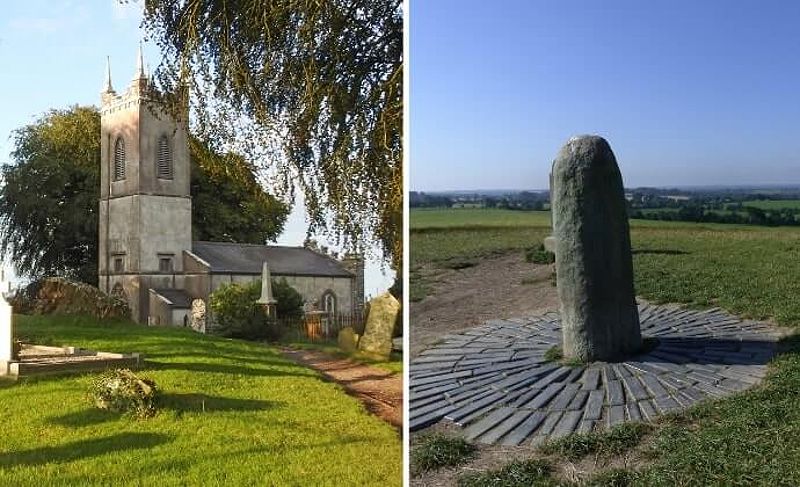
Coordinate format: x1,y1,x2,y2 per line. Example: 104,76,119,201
98,48,192,323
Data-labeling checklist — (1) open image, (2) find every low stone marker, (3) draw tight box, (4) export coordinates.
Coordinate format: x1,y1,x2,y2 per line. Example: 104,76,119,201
551,135,641,361
338,326,360,353
358,292,400,359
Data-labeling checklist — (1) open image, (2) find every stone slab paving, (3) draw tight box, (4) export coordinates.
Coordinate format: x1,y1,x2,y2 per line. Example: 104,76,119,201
409,303,782,445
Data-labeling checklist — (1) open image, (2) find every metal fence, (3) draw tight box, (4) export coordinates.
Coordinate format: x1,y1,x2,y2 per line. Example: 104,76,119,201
277,310,366,342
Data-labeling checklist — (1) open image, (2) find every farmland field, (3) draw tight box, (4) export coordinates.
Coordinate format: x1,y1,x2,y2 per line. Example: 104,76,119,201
743,199,800,210
410,207,800,486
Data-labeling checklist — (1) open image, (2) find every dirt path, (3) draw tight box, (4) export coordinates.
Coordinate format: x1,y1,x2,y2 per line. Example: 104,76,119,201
410,252,559,357
282,348,403,432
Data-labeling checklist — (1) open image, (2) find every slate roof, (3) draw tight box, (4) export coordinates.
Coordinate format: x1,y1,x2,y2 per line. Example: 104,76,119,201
151,288,192,308
190,241,353,278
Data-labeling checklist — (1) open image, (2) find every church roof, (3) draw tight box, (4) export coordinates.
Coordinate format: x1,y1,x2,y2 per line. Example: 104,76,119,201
151,288,192,308
190,241,353,278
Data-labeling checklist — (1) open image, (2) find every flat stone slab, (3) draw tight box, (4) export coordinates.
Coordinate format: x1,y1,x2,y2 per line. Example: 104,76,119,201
409,303,782,445
0,344,141,379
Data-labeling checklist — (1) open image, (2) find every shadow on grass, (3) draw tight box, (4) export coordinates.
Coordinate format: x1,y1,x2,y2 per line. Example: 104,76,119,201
159,393,279,413
633,248,691,256
0,432,173,467
146,360,312,378
49,393,280,427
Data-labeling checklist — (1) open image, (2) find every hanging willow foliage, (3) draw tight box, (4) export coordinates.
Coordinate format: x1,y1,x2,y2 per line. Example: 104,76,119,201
140,0,403,269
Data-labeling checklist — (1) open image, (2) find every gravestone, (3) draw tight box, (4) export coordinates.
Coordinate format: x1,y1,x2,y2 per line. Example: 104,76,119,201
337,326,360,353
551,135,641,361
190,299,207,333
0,271,13,362
358,292,400,359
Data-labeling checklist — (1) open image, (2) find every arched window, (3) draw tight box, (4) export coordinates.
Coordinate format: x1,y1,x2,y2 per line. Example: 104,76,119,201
113,137,126,181
156,135,173,179
322,290,337,316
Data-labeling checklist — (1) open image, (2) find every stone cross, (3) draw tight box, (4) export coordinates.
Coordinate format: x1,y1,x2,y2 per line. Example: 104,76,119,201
255,261,278,318
551,135,641,361
0,270,14,362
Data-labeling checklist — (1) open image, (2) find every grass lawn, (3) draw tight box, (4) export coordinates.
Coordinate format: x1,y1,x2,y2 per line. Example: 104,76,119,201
1,314,401,486
410,208,800,485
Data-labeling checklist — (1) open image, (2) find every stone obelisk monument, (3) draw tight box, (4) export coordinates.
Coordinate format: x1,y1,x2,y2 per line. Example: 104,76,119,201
0,270,14,363
551,135,641,361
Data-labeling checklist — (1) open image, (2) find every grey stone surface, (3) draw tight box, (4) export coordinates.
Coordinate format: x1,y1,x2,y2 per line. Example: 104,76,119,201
409,303,780,445
551,135,641,361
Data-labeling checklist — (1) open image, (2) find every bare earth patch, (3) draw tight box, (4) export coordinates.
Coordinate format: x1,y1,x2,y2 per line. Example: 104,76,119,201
410,252,558,357
282,348,402,431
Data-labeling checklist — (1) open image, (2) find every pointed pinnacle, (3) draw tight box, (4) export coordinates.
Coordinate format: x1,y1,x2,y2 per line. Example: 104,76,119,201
104,56,114,92
135,41,146,79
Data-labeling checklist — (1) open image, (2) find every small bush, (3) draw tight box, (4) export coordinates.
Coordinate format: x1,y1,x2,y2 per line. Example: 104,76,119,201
209,279,303,340
412,433,476,473
89,369,158,419
12,277,129,320
543,346,563,362
458,459,555,487
525,245,555,265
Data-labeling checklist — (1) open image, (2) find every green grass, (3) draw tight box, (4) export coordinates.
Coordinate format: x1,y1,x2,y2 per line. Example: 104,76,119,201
411,433,477,473
285,340,403,375
543,346,563,363
2,314,401,486
743,199,800,210
539,422,651,461
457,459,555,487
410,208,800,485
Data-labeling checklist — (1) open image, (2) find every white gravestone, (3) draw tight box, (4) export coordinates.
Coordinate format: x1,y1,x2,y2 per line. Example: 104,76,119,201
0,270,14,361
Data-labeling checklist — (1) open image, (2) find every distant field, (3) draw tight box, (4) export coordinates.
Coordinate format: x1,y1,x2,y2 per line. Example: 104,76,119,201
743,199,800,210
410,208,800,326
411,208,551,229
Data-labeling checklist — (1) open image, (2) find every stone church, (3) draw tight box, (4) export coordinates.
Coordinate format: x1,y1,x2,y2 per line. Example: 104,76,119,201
97,51,364,329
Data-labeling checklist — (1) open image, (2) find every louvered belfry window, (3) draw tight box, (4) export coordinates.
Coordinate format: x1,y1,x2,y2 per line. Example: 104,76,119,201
157,135,173,179
113,137,125,181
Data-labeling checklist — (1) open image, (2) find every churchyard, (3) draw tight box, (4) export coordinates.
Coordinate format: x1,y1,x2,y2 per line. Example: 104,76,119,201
0,311,401,486
409,140,800,485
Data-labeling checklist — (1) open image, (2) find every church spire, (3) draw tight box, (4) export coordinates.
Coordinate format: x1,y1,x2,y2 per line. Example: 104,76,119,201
135,42,146,80
104,56,114,93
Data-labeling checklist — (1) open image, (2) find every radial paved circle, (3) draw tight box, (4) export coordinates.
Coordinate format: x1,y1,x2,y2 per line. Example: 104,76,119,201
409,303,781,446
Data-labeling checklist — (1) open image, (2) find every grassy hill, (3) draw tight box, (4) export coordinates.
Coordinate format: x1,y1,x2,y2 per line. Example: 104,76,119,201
411,208,800,325
410,207,800,485
1,315,401,486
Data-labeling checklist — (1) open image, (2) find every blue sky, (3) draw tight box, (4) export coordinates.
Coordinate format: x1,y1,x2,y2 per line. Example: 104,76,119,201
411,0,800,191
0,1,392,294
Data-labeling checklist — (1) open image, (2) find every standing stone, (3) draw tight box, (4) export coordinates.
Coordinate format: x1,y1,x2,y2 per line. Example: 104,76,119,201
551,135,641,361
0,272,14,362
358,292,400,359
